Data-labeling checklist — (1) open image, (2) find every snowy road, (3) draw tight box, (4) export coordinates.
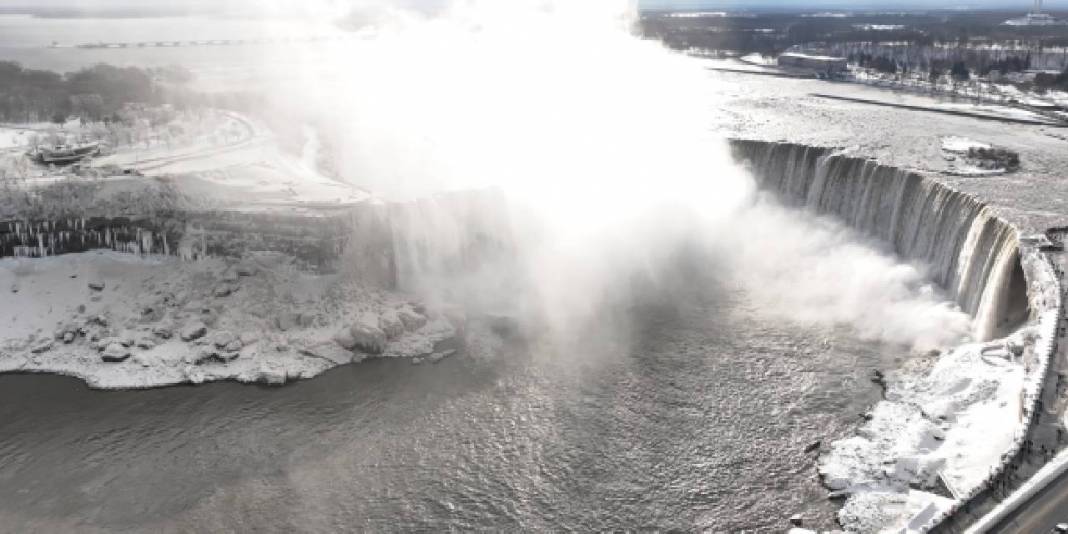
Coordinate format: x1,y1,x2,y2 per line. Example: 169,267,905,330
984,468,1068,533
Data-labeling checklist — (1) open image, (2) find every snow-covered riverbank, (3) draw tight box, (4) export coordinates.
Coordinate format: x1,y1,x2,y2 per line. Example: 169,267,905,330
0,251,457,389
818,330,1040,531
814,247,1061,532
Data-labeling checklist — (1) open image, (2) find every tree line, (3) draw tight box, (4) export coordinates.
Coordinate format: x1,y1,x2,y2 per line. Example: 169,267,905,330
0,61,197,124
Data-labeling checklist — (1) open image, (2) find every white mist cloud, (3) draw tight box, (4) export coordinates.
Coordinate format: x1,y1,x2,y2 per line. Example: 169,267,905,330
250,0,971,351
720,199,972,350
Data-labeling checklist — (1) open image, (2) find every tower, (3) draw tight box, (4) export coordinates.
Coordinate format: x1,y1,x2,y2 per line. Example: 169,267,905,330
1034,0,1043,15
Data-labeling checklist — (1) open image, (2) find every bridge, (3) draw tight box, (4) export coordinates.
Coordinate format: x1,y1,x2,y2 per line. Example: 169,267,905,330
66,35,347,50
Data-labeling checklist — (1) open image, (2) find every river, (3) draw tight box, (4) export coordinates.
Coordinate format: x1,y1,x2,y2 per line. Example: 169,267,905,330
0,271,900,532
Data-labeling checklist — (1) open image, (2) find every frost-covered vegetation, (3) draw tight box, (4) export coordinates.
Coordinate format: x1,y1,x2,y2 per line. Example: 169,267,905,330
0,61,198,124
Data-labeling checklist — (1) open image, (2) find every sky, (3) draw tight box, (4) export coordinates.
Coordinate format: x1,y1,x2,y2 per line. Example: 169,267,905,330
0,0,1066,12
639,0,1067,9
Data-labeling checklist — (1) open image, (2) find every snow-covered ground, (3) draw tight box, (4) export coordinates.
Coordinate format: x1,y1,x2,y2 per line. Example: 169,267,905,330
87,110,370,208
0,124,54,152
844,69,1066,127
0,128,30,150
935,102,1054,124
818,330,1040,531
0,109,370,215
0,251,457,389
808,210,1062,532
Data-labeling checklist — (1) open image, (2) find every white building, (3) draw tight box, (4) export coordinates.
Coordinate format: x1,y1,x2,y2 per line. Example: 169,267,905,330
1004,0,1064,26
777,52,848,75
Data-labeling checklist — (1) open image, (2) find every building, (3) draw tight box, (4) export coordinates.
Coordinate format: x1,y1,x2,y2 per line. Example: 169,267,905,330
777,52,848,75
1004,0,1063,26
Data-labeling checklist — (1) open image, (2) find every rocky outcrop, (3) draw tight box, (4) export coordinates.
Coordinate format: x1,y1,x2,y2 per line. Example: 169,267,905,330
348,315,387,355
180,321,208,342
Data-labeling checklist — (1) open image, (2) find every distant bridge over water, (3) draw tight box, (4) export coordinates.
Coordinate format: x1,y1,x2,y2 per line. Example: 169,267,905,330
64,35,347,50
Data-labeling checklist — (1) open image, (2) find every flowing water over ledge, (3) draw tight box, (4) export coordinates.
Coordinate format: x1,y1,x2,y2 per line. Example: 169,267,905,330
731,139,1063,532
731,139,1032,342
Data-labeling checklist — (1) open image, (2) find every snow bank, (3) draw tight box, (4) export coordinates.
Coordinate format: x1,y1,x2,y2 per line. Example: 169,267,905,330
818,245,1062,533
941,137,991,154
0,127,32,150
818,335,1034,531
0,251,457,389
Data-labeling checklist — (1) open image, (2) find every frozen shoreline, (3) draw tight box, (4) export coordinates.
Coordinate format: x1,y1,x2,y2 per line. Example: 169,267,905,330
0,251,458,390
819,331,1036,531
815,247,1061,532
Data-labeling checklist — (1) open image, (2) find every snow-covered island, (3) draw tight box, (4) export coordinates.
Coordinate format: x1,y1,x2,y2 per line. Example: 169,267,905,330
0,250,459,389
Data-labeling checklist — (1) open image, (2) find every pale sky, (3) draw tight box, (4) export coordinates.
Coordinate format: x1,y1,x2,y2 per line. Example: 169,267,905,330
1,0,1065,11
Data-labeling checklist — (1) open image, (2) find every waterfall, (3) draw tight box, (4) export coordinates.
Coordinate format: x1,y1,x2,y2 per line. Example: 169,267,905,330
390,192,513,285
387,190,516,308
731,140,1030,341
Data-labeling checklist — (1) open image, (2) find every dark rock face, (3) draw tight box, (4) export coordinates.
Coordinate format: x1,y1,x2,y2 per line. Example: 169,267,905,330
0,204,397,280
0,218,181,259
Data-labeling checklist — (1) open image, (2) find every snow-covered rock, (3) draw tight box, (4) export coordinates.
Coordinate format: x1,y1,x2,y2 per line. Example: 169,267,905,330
299,342,354,365
819,334,1043,531
0,252,456,390
30,340,53,354
332,329,357,350
101,343,131,362
349,314,387,355
275,312,301,332
180,321,208,342
378,310,404,340
254,362,287,386
211,331,241,351
397,307,428,331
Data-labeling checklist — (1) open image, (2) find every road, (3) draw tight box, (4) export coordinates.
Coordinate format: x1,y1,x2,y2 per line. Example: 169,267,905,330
987,464,1068,533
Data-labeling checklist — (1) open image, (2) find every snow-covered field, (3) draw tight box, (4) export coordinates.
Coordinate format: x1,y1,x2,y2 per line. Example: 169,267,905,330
88,111,370,208
0,109,370,218
0,251,457,389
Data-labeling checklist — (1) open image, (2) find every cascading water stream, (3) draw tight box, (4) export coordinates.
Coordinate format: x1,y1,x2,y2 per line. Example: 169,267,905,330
731,140,1031,341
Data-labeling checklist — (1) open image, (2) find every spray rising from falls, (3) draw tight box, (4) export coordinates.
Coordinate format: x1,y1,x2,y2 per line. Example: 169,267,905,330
732,141,1030,342
256,0,983,350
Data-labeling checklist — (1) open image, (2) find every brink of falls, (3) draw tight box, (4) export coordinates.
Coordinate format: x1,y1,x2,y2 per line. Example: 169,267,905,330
731,140,1031,341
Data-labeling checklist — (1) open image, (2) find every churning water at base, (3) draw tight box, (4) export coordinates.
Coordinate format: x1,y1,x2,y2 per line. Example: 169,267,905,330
0,271,905,533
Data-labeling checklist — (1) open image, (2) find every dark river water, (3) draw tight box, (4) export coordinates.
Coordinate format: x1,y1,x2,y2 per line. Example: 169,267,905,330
0,278,901,533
